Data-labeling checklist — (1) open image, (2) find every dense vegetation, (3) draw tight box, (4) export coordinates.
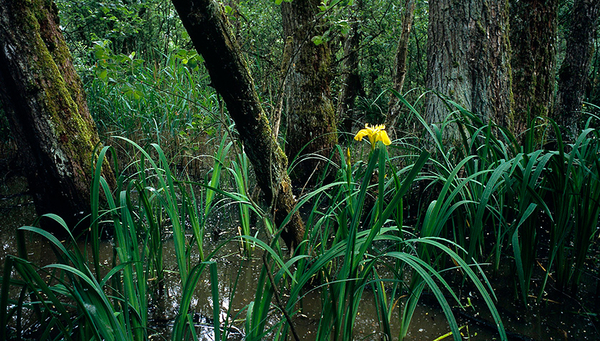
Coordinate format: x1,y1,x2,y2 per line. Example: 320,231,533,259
1,0,599,340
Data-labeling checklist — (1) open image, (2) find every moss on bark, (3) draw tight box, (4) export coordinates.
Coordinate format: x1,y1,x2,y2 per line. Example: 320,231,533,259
282,0,338,187
0,0,113,228
510,0,557,139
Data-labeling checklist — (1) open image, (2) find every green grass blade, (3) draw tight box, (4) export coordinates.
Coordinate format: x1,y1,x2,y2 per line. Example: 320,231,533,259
209,262,221,341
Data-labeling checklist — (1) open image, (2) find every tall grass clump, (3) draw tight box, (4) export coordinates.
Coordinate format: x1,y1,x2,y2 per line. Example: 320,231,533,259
404,93,554,305
542,117,600,293
84,41,220,171
227,149,255,256
392,90,600,305
0,117,512,340
5,90,599,340
240,131,507,340
0,139,226,340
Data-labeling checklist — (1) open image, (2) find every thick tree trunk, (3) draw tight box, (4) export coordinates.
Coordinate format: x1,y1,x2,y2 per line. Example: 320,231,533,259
281,0,337,187
426,0,512,140
170,0,305,250
510,0,557,139
388,0,416,128
0,0,111,229
337,0,364,140
554,0,600,139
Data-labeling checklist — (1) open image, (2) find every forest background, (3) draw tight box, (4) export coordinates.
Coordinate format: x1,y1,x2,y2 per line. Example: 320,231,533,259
0,0,600,340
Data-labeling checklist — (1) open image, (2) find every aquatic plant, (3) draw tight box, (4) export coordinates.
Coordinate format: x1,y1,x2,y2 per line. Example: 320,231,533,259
3,96,600,340
0,140,226,340
241,125,507,340
391,90,600,305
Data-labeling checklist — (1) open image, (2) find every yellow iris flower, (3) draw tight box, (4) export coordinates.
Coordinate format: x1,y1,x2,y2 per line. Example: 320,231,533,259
354,124,391,149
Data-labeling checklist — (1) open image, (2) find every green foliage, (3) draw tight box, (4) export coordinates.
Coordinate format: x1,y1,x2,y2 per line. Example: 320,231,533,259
227,149,255,257
1,140,231,340
84,41,219,168
0,130,509,340
240,140,506,341
393,90,600,306
542,118,600,293
5,78,599,341
5,0,600,338
56,0,187,62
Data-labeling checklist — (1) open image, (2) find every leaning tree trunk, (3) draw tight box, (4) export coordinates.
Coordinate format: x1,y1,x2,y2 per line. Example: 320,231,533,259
170,0,304,250
426,0,512,141
282,0,337,187
510,0,557,140
0,0,111,229
554,0,600,140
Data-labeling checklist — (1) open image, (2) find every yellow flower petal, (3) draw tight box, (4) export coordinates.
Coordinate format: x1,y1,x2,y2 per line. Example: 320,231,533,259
377,130,392,145
354,123,391,149
346,147,351,166
354,129,369,141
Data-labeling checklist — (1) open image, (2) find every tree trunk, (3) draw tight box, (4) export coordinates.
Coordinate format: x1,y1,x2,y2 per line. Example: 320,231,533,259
426,0,512,140
170,0,305,250
337,0,364,140
388,0,416,128
0,0,111,229
510,0,557,139
281,0,337,187
554,0,600,139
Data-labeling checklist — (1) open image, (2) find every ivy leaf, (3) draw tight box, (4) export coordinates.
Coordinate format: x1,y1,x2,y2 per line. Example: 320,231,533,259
98,69,108,81
311,35,324,46
339,21,350,36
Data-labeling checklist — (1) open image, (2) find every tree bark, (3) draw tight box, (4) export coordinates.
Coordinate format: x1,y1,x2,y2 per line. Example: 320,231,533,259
0,0,111,229
554,0,600,139
388,0,416,128
337,0,364,140
426,0,512,140
510,0,557,139
281,0,337,187
170,0,305,250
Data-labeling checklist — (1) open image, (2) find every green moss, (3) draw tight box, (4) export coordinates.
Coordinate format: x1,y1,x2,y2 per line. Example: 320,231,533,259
22,0,99,181
476,19,486,35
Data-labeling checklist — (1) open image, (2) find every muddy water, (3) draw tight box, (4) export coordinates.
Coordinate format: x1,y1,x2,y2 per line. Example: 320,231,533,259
147,238,500,341
1,176,599,340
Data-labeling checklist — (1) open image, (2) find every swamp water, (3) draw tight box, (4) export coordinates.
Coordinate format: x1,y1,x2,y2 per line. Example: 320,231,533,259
1,175,598,340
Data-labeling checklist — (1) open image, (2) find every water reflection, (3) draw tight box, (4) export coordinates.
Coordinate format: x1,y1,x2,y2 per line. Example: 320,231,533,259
155,238,491,340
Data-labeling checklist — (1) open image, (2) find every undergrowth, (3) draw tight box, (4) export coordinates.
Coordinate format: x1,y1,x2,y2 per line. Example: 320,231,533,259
2,94,600,341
